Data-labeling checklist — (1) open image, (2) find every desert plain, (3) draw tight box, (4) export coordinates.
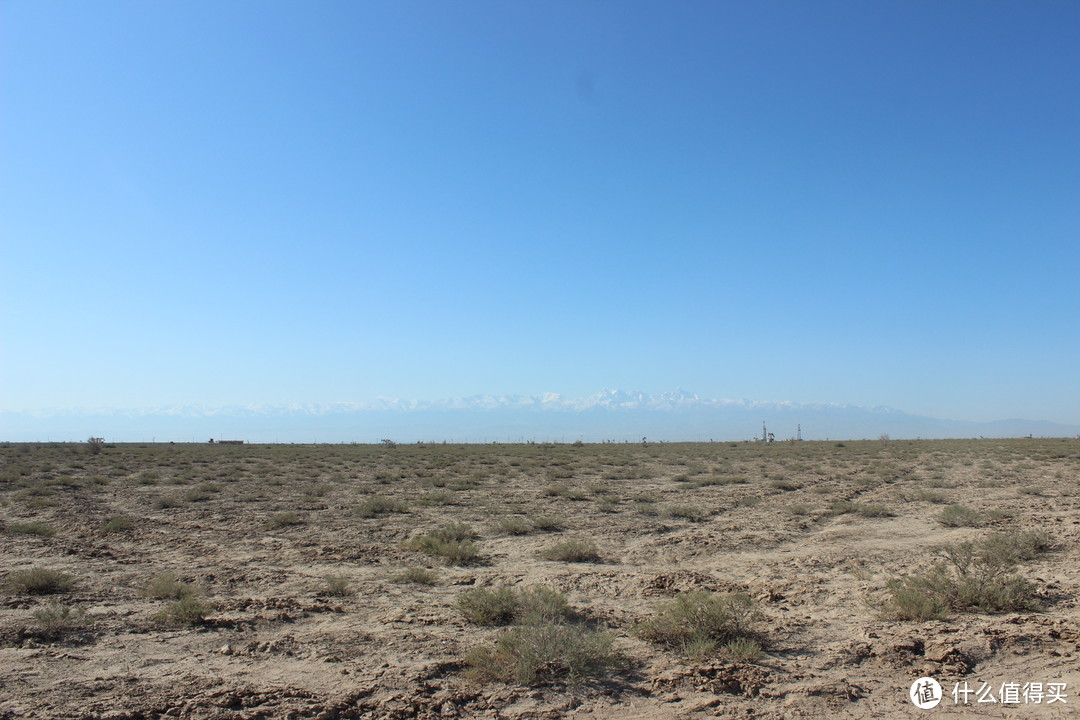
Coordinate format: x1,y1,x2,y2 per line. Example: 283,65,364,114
1,438,1078,719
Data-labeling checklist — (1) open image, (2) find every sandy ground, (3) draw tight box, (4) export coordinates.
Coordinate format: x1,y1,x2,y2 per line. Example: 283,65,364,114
1,439,1078,719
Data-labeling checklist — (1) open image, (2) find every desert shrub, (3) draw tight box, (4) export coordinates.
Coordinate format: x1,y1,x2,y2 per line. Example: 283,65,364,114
355,495,408,518
141,574,198,600
882,530,1051,619
538,538,601,563
787,504,812,516
456,585,571,626
856,504,895,518
182,484,218,502
901,489,949,504
769,479,799,491
634,591,762,657
456,587,520,626
939,504,983,527
32,601,87,639
153,495,182,509
101,517,135,534
830,500,894,518
267,511,301,529
136,470,160,485
8,522,56,537
405,523,481,565
8,567,74,595
156,596,213,625
529,515,564,532
665,505,709,522
464,622,621,686
633,501,659,516
86,437,104,455
494,517,533,536
321,575,351,597
721,637,764,662
395,567,438,585
416,491,455,506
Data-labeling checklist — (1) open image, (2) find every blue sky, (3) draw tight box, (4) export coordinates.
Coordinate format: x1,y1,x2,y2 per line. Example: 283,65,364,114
2,1,1078,425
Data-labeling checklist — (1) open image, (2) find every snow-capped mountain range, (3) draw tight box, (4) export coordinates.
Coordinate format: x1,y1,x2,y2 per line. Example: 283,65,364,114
3,389,1078,443
9,389,899,418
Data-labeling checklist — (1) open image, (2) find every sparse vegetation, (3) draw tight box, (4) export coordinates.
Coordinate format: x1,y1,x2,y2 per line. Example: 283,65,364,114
634,591,763,659
32,601,87,639
321,575,352,597
405,522,481,565
267,511,302,529
8,567,74,595
141,574,199,600
464,622,622,686
395,566,438,585
881,530,1052,619
8,521,57,537
101,516,135,533
939,503,983,527
456,585,572,626
155,596,214,625
355,495,409,517
0,438,1074,716
665,504,710,522
538,538,601,563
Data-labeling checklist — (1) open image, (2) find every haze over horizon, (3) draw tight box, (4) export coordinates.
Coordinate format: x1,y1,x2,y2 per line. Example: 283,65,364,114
3,3,1078,429
3,388,1078,445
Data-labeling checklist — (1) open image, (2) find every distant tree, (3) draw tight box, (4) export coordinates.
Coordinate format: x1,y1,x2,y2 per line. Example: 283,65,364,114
87,437,105,455
380,438,398,449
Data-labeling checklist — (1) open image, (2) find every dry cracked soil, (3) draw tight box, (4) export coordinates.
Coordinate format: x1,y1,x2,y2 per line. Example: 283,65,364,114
2,438,1078,719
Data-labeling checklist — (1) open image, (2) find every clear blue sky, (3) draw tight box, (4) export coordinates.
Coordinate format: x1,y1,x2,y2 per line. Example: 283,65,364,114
2,1,1078,424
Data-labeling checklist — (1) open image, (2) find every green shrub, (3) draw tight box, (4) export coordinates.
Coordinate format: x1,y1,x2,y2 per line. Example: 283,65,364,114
494,517,533,536
405,523,481,565
267,511,301,529
8,567,74,595
395,566,438,585
32,601,87,639
156,596,213,625
456,585,571,626
456,587,520,626
538,538,601,563
856,504,895,518
665,505,709,522
634,591,762,658
722,637,764,662
529,515,564,532
141,574,198,600
831,500,894,518
465,622,621,686
101,517,135,534
355,495,408,518
939,504,983,527
882,530,1051,619
8,522,56,537
321,575,351,597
